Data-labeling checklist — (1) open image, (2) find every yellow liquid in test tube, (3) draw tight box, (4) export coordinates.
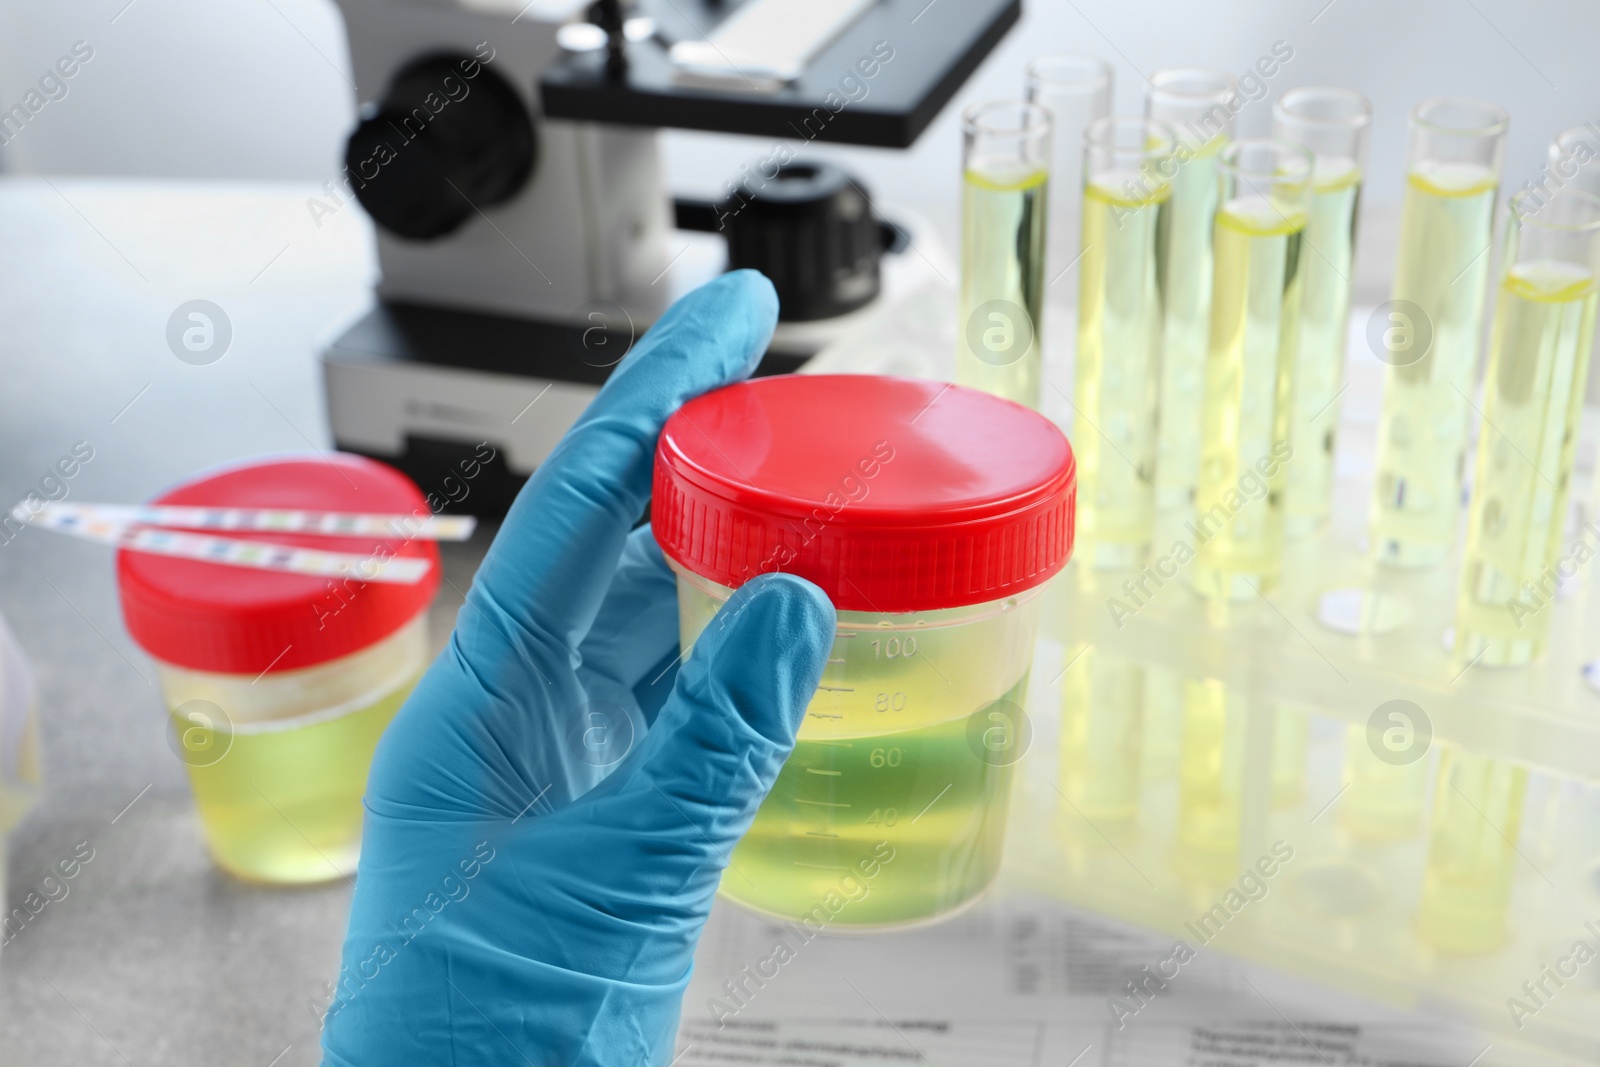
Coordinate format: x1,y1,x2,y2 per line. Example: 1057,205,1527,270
1192,196,1306,600
179,682,415,883
1074,177,1171,568
1155,136,1227,509
676,575,1040,928
959,166,1048,409
1271,708,1309,809
1418,750,1527,954
1286,162,1362,537
1140,667,1184,781
1174,679,1247,883
1341,722,1431,842
1370,164,1499,567
1456,262,1598,665
1059,645,1144,839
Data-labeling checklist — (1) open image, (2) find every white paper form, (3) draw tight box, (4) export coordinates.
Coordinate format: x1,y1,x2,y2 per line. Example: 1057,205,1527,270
679,888,1546,1067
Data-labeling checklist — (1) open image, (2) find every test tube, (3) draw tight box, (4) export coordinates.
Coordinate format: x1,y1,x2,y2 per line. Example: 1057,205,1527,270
1272,87,1373,539
958,101,1051,410
1074,117,1177,569
1271,707,1309,808
1174,679,1248,883
1548,126,1600,198
1562,126,1600,470
1026,56,1113,316
1369,99,1509,568
1147,69,1239,510
1059,644,1143,841
1192,139,1313,601
1140,666,1184,781
1341,721,1432,842
1563,126,1600,485
1417,749,1528,954
1454,187,1600,666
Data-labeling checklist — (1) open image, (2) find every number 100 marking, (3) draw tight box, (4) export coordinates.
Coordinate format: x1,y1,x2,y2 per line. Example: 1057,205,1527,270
871,636,917,659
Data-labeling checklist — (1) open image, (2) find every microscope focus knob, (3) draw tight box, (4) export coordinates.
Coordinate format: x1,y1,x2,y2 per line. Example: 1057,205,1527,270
345,55,537,241
720,162,883,321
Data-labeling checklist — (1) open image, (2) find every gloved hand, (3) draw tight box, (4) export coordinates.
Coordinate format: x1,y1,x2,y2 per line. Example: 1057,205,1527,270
321,271,836,1066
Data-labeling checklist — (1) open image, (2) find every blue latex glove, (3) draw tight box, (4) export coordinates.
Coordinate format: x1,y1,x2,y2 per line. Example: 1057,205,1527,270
321,271,836,1066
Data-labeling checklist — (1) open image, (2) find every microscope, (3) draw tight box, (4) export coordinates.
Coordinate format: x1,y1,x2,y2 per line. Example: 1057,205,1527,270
322,0,1020,511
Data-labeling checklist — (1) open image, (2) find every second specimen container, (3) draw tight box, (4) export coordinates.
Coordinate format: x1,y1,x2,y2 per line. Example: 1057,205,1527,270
653,374,1076,928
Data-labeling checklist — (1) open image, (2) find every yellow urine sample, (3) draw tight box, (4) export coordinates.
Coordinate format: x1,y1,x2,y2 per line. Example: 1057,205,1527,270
1286,162,1362,538
1418,751,1528,954
1455,262,1598,665
958,165,1048,409
1155,135,1227,509
1074,176,1170,570
1341,722,1431,842
1192,197,1306,600
161,616,426,884
1140,666,1184,781
674,567,1041,928
1271,708,1309,809
178,683,414,883
1059,646,1144,839
1370,164,1499,568
1174,679,1248,884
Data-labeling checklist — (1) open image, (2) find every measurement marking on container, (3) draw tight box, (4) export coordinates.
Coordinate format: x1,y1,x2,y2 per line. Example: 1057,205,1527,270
795,799,850,807
792,862,851,870
811,740,854,748
804,831,839,838
826,658,847,664
809,713,844,720
816,685,855,693
910,783,953,824
834,633,857,639
804,768,843,776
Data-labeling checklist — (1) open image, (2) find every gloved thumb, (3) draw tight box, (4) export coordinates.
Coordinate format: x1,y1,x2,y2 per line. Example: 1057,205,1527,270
561,571,835,987
640,572,835,836
325,574,835,1067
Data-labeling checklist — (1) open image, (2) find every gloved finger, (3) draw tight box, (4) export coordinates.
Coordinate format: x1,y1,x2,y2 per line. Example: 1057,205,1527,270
459,271,778,682
640,572,835,812
574,525,681,732
533,573,835,984
365,528,678,823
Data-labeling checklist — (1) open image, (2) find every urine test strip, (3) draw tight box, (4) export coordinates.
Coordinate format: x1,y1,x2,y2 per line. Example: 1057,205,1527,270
24,503,475,541
19,510,434,584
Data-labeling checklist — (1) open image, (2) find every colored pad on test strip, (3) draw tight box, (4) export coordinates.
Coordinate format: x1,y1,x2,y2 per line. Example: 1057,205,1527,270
127,527,431,583
19,508,434,584
24,502,475,541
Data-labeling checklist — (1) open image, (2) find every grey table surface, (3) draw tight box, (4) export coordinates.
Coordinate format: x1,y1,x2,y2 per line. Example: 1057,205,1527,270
0,176,474,1066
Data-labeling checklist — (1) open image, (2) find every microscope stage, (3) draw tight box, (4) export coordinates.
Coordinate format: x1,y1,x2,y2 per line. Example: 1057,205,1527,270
540,0,1021,148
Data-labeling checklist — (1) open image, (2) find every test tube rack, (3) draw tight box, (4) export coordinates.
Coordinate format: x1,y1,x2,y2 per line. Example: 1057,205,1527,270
804,298,1600,1063
1003,391,1600,1064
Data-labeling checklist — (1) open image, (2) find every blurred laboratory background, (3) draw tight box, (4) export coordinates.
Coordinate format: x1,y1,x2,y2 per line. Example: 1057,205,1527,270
4,0,1599,278
5,1,1600,1065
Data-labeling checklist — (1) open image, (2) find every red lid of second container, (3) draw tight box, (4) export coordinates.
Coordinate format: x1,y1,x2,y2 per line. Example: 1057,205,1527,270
117,454,440,675
652,375,1076,613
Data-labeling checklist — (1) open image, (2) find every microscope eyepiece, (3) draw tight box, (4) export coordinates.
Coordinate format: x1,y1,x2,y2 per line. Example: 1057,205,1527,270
345,54,537,242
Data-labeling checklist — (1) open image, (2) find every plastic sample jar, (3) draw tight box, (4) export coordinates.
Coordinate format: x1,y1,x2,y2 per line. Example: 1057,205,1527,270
0,609,40,918
117,455,439,884
653,374,1075,928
